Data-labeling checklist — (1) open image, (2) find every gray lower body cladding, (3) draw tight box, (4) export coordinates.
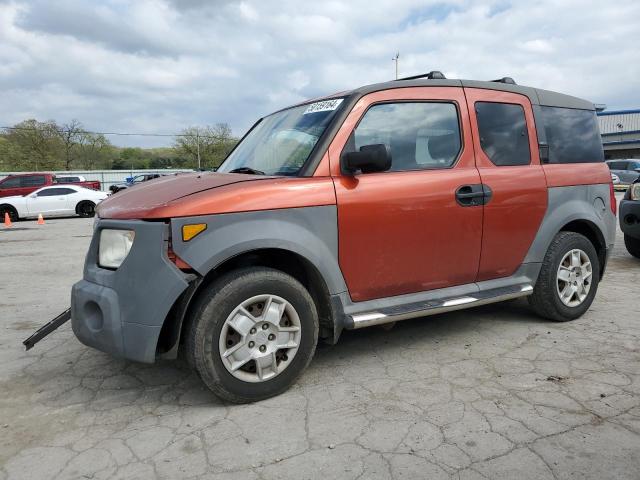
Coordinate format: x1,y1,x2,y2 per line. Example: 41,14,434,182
169,206,346,295
72,207,344,363
524,184,616,267
71,219,190,363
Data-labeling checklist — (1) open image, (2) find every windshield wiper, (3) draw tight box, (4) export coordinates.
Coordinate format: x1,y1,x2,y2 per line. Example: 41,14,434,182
228,167,265,175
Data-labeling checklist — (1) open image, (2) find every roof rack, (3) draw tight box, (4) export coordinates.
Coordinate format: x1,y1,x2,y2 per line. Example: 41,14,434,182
396,71,446,81
491,77,516,85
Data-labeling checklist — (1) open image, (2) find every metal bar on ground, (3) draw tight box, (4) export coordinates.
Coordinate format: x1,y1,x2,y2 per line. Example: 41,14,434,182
22,309,72,351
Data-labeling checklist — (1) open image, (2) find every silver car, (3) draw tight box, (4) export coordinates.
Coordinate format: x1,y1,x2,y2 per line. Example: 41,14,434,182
606,159,640,184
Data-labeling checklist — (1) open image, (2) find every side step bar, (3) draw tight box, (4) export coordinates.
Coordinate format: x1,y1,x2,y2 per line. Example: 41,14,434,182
347,284,533,329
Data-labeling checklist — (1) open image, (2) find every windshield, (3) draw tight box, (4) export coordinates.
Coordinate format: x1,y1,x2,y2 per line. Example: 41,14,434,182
217,98,345,176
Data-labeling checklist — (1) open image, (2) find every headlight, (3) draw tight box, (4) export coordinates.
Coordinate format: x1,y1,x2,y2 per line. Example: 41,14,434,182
99,229,135,269
631,183,640,201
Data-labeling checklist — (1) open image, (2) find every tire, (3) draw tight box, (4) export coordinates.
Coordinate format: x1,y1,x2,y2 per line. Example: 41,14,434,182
0,204,19,222
624,234,640,259
528,231,600,322
76,201,96,218
185,267,319,403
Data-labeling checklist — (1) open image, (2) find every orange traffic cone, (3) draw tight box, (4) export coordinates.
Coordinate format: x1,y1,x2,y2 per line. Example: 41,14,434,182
37,213,45,225
3,212,12,228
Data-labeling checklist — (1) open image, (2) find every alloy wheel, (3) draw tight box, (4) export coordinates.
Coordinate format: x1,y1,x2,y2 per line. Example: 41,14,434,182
556,249,592,307
218,294,301,383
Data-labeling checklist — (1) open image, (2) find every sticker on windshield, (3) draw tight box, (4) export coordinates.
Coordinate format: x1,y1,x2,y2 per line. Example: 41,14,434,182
304,98,343,114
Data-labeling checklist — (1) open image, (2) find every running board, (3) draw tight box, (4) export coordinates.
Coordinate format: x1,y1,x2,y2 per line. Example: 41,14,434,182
347,284,533,329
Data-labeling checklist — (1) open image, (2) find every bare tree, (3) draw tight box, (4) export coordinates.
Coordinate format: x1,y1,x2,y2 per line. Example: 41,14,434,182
57,119,85,170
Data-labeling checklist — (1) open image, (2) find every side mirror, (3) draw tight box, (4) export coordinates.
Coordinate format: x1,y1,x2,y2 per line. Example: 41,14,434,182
539,143,549,164
29,194,37,198
341,144,392,175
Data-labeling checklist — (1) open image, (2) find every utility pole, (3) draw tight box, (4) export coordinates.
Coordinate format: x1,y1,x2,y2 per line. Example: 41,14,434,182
392,52,399,79
196,129,201,170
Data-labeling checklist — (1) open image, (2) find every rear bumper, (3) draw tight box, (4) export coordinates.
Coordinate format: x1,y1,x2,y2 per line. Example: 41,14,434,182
71,219,190,363
620,199,640,239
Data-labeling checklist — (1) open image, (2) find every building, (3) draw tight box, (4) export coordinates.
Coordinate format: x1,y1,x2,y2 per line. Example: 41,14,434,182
597,109,640,159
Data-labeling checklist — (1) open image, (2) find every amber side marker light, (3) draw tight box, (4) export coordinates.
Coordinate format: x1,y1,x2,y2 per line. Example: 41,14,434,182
182,223,207,242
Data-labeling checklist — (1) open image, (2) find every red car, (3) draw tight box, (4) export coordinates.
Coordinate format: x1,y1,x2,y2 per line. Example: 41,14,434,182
0,173,101,198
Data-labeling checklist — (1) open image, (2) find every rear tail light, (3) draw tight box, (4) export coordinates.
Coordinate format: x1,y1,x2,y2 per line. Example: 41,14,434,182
609,181,617,216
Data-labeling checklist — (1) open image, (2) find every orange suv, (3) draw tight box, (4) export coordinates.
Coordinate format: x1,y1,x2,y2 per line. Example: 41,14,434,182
39,73,617,402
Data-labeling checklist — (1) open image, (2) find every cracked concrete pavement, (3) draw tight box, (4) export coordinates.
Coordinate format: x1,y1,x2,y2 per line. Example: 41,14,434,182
1,198,639,479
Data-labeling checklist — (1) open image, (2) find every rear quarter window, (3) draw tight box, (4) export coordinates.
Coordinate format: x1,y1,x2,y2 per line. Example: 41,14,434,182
541,107,604,164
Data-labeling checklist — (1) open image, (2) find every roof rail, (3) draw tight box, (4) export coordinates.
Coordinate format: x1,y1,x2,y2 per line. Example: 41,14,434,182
491,77,516,85
396,71,446,81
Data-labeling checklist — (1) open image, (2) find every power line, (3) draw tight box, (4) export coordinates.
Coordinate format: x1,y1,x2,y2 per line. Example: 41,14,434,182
0,125,228,140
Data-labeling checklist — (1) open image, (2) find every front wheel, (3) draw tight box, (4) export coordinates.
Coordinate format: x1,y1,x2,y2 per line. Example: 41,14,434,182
624,234,640,259
528,232,600,322
185,267,319,403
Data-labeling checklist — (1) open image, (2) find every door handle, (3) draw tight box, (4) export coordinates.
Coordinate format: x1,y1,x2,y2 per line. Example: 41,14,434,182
455,184,492,206
455,185,484,206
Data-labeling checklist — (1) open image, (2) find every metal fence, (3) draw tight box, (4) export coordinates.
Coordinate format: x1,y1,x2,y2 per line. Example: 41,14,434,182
0,169,194,191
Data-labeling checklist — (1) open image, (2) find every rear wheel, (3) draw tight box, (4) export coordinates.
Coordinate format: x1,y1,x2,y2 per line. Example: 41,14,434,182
76,201,96,218
185,267,319,403
528,232,600,322
624,234,640,259
0,204,18,222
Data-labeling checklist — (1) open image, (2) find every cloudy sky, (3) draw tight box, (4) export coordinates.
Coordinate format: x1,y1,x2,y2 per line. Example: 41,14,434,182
1,0,639,147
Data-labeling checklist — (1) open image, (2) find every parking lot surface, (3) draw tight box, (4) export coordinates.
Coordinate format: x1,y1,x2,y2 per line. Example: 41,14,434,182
1,203,639,480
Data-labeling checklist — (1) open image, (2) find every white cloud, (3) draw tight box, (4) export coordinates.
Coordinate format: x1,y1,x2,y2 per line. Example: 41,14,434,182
0,0,639,147
520,39,554,54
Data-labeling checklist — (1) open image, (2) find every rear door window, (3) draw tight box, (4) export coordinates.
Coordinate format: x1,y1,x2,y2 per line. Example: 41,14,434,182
475,102,531,166
21,175,46,187
540,107,604,163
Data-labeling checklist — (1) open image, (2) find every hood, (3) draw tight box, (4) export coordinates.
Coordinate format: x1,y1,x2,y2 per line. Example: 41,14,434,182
2,195,27,201
96,172,337,220
97,172,269,218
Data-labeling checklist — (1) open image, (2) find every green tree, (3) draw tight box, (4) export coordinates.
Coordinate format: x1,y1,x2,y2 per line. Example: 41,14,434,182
174,123,237,170
78,133,112,169
5,119,61,170
0,135,25,171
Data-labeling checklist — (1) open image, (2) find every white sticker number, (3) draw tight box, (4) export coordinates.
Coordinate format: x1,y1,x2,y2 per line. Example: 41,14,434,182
303,98,344,114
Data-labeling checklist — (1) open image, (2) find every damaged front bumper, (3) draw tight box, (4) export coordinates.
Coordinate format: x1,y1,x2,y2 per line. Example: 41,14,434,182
24,219,192,363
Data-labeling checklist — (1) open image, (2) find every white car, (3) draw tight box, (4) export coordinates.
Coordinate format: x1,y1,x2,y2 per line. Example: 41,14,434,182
0,185,108,221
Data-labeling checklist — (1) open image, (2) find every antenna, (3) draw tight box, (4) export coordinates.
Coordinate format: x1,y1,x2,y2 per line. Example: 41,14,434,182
392,52,399,80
